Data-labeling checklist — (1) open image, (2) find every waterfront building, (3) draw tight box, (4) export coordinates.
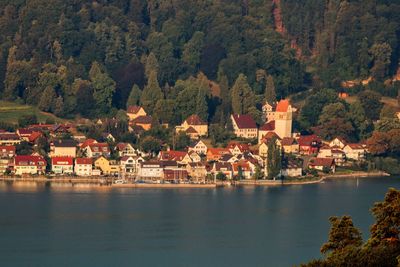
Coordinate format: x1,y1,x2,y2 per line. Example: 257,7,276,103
94,157,119,176
51,157,74,174
120,156,144,176
14,155,46,175
0,132,21,146
83,143,111,158
280,137,299,154
0,145,16,158
211,162,233,180
74,158,93,176
308,157,336,173
281,158,303,177
343,144,366,161
186,162,208,182
298,135,321,155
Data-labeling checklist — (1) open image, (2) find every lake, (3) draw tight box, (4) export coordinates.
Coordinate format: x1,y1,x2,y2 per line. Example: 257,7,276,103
0,177,399,267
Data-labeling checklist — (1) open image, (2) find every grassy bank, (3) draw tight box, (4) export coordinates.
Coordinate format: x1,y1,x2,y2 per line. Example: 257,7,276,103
0,101,64,124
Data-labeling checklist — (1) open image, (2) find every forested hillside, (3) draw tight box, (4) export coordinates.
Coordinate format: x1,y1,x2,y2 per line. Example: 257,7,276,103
0,0,399,122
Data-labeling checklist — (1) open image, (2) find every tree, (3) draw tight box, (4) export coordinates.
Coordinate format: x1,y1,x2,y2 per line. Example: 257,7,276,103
16,141,33,155
183,31,204,72
195,85,209,122
144,52,159,79
370,188,400,246
140,71,163,114
367,132,390,156
126,84,141,108
18,115,38,128
253,165,264,180
140,136,162,154
313,118,355,141
264,75,276,104
320,216,363,256
267,138,282,179
73,79,94,117
358,90,383,120
53,96,64,117
38,86,56,112
216,172,227,181
89,61,116,114
174,132,191,151
231,73,255,114
380,105,396,120
369,43,392,80
318,102,347,124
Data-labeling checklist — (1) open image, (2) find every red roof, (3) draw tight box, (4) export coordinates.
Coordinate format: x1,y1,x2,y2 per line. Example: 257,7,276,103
185,115,206,125
231,114,257,129
208,148,231,156
15,155,46,166
298,135,320,146
163,169,188,180
17,128,33,136
347,143,364,150
159,150,187,161
276,99,290,112
80,139,97,148
260,121,275,131
0,145,16,153
75,158,92,165
127,106,143,114
51,157,74,165
232,161,251,172
0,133,20,140
227,142,250,152
28,132,42,142
281,137,297,146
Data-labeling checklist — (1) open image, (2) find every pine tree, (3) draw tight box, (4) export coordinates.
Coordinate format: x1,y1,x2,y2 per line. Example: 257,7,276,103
219,73,231,116
195,86,208,122
38,86,56,112
145,52,159,79
140,71,163,114
264,75,276,104
230,73,255,114
53,96,64,117
89,61,116,114
126,84,141,108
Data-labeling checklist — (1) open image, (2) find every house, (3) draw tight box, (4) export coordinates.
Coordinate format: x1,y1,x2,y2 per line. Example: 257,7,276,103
206,148,231,161
281,137,299,154
188,140,208,155
160,150,193,165
227,142,250,155
186,162,207,182
343,144,366,161
329,137,347,149
14,155,47,175
258,120,275,144
120,156,144,176
0,133,21,145
211,162,233,180
84,143,111,158
115,143,137,157
74,158,93,176
138,161,178,180
49,124,71,137
281,158,303,177
51,157,74,174
262,102,276,122
17,128,33,141
131,115,152,131
176,115,208,138
163,169,188,182
188,151,202,163
318,145,346,166
258,133,282,158
0,145,16,158
127,106,147,121
308,157,336,173
50,139,77,158
28,131,43,143
232,160,254,179
0,158,12,174
231,114,258,139
94,156,120,175
298,135,321,155
80,138,97,148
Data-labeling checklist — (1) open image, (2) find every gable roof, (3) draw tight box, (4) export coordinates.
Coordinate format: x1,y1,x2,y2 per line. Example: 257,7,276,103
186,126,198,134
88,143,110,153
127,106,144,114
281,137,297,146
28,132,42,143
51,157,74,165
231,114,257,129
276,99,290,112
159,150,188,161
185,115,206,126
80,139,97,148
298,135,321,146
309,157,334,167
15,155,46,166
75,158,93,165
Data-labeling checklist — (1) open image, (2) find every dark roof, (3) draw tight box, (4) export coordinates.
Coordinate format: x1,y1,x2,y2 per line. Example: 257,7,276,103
185,115,206,125
232,114,257,129
52,139,77,147
127,106,143,114
132,115,152,124
281,137,297,146
260,121,275,131
298,135,321,146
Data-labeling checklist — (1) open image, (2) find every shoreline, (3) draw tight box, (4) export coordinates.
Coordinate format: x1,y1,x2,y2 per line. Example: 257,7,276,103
0,171,391,189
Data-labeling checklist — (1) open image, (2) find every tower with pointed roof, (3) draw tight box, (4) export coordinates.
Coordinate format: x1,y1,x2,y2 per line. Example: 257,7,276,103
274,99,292,139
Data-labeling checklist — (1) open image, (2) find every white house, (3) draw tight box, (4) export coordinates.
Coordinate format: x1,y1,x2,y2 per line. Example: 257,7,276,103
188,140,208,155
74,158,93,176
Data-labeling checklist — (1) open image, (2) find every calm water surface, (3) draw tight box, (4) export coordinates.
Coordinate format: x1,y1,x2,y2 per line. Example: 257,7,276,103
1,177,399,267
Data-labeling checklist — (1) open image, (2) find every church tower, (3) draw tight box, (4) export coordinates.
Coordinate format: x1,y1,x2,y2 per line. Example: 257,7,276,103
274,99,292,138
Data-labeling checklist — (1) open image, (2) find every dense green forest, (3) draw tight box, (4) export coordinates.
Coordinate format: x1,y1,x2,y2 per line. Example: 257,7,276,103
0,0,399,122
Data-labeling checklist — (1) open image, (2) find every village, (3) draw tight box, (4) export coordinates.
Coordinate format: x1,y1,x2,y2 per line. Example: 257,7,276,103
0,99,369,185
